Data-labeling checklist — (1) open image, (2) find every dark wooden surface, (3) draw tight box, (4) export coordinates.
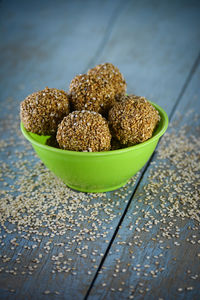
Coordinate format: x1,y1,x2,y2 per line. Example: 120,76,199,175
0,0,200,299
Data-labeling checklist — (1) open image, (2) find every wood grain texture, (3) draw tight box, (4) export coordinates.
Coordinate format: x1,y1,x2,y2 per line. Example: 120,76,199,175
0,0,123,98
93,0,200,115
0,0,200,299
88,61,200,300
0,1,134,299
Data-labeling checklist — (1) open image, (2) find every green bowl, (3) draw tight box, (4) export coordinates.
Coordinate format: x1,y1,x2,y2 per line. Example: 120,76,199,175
20,102,168,193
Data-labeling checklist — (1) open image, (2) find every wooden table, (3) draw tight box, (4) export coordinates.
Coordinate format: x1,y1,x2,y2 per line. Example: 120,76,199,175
0,0,200,299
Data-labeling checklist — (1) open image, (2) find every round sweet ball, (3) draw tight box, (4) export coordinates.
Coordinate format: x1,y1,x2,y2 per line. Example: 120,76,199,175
56,110,111,152
88,62,127,100
69,73,115,115
108,95,160,146
20,87,70,135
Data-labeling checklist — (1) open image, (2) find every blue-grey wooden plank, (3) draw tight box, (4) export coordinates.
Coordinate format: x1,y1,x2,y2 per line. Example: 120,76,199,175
0,1,143,299
87,59,200,300
0,1,134,299
92,0,200,116
0,0,123,99
0,0,200,299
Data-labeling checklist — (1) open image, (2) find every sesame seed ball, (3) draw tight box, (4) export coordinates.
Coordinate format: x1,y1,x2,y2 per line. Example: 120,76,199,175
69,73,115,115
88,62,127,100
108,95,160,146
20,87,70,135
56,110,111,152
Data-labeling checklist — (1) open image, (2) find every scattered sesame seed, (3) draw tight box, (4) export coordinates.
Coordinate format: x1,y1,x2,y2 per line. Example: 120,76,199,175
43,290,51,295
186,286,194,291
54,291,60,295
1,96,200,299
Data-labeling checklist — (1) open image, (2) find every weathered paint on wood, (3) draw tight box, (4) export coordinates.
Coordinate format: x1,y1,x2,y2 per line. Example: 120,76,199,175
0,0,123,98
88,61,200,300
0,0,200,299
94,0,200,115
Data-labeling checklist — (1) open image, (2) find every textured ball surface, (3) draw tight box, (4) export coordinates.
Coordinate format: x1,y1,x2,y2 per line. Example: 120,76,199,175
88,62,127,100
108,95,160,146
69,74,115,115
56,110,111,152
20,87,70,135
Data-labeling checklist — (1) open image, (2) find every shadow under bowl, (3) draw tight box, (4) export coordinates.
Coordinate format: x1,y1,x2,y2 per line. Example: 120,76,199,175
20,102,168,193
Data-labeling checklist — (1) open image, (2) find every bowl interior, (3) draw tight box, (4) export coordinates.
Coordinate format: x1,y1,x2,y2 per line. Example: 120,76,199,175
20,101,168,156
20,101,168,192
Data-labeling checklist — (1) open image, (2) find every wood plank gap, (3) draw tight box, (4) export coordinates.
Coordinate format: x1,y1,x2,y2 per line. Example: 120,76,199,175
83,152,156,300
82,0,128,73
84,49,200,300
168,50,200,121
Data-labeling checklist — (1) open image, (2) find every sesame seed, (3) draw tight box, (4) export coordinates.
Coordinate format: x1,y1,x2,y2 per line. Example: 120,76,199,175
186,286,194,291
1,91,200,299
43,290,51,295
54,291,60,295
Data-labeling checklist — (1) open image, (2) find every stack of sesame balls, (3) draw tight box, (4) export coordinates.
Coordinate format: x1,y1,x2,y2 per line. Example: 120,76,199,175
20,63,160,152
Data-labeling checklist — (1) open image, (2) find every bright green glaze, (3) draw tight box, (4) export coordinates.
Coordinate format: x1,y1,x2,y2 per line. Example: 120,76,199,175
20,102,168,192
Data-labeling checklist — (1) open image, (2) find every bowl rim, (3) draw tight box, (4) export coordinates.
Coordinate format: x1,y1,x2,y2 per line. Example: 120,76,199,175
20,101,168,157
